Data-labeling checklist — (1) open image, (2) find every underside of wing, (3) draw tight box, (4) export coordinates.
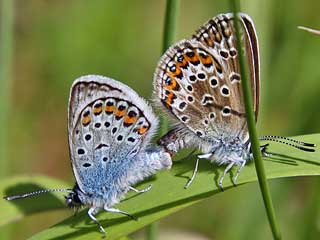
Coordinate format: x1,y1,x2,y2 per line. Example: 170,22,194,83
68,75,158,193
154,13,259,141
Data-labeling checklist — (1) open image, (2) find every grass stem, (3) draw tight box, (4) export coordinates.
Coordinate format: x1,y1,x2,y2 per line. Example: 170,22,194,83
229,1,282,239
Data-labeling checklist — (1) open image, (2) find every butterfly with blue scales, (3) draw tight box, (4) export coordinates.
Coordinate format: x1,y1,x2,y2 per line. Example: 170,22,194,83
4,75,172,235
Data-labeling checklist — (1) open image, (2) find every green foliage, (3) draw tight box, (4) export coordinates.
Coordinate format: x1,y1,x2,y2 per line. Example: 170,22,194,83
1,134,319,239
1,176,69,227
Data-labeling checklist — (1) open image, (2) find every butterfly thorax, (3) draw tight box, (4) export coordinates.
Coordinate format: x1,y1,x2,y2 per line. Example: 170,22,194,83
205,135,251,166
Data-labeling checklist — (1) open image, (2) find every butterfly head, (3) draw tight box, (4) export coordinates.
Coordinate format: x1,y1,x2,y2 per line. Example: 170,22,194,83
65,184,83,209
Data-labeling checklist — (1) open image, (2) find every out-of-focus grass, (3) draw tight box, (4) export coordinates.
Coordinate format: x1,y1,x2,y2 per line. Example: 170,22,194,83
3,0,320,239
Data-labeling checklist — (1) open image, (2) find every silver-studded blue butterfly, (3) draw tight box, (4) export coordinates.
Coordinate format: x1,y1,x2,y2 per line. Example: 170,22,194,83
153,13,315,189
4,75,172,235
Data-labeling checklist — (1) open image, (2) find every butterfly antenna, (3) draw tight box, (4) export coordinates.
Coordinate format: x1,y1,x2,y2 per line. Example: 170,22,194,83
4,188,74,201
259,136,316,152
260,135,316,147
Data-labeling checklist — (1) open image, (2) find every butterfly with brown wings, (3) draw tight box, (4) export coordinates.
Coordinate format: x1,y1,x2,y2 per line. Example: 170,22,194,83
153,13,315,189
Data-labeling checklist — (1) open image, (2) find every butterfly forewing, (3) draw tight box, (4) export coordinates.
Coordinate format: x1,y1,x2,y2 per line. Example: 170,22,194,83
154,13,259,141
68,75,158,194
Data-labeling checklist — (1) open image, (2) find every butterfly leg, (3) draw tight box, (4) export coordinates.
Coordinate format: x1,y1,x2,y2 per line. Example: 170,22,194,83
88,207,106,235
219,162,235,191
129,185,152,193
185,158,200,189
260,144,271,157
232,159,246,186
104,206,137,221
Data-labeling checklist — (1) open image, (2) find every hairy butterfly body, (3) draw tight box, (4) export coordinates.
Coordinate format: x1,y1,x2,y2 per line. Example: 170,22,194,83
154,13,315,189
5,75,172,235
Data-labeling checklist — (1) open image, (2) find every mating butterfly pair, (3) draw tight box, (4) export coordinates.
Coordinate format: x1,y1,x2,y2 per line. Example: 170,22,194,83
4,13,315,235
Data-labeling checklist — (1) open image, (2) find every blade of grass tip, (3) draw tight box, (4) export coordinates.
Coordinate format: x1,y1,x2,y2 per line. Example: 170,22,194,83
0,1,14,240
229,1,282,240
147,1,180,240
298,26,320,35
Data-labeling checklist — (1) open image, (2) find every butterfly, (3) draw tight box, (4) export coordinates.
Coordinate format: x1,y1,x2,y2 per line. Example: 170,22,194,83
4,75,172,235
153,13,315,189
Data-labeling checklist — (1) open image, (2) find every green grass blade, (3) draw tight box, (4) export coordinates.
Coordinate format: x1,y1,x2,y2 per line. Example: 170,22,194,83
229,1,282,239
158,0,180,136
1,134,317,239
162,0,180,53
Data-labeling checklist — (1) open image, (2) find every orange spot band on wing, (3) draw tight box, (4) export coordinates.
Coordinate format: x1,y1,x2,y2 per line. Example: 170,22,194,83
172,66,182,77
82,115,91,126
93,106,102,115
115,110,126,118
164,77,177,90
137,126,148,135
177,58,188,68
166,92,175,106
105,105,115,113
185,53,199,63
199,54,213,66
124,116,137,124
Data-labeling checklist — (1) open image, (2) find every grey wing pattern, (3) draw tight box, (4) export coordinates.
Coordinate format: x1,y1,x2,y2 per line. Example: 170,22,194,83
68,75,159,195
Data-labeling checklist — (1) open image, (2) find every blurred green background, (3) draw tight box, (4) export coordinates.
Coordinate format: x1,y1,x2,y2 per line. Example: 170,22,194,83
1,0,320,239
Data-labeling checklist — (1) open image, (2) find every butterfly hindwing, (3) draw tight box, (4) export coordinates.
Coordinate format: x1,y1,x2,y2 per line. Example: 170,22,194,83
154,13,259,141
68,75,158,194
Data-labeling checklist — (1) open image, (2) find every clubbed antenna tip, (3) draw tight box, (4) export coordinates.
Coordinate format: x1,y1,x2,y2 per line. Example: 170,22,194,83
259,135,316,152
